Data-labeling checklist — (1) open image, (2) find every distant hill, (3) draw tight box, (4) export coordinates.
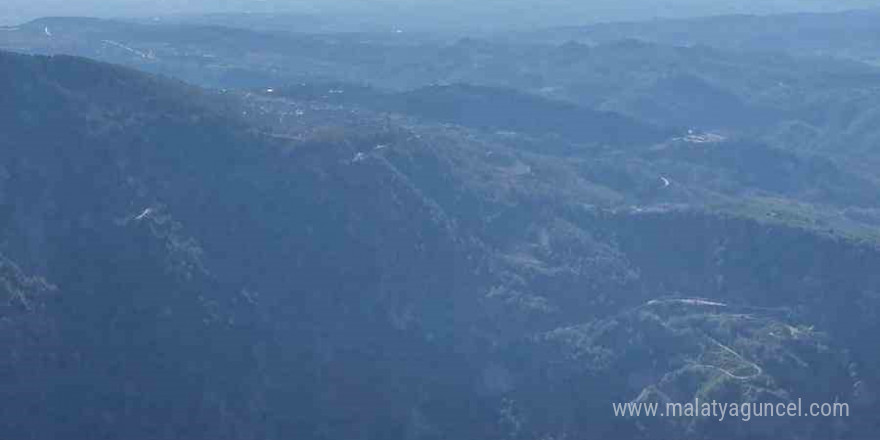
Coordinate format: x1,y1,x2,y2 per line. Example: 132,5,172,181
526,8,880,62
6,15,880,165
277,82,677,146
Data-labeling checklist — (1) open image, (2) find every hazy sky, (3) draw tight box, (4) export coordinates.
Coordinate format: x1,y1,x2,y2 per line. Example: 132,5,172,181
3,0,880,27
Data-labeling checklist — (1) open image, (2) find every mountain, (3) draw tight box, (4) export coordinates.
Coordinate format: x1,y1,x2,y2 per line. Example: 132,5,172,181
2,48,880,439
274,82,676,146
6,16,880,167
525,8,880,62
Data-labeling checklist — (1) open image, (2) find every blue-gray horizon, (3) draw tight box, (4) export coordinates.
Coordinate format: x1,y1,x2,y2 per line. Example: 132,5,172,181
3,0,880,27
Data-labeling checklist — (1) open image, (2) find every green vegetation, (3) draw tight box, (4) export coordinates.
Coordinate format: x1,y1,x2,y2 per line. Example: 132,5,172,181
2,8,880,439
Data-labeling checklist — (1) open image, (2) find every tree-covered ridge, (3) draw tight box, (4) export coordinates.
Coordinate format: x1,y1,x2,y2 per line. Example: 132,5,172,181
1,49,880,439
5,14,880,171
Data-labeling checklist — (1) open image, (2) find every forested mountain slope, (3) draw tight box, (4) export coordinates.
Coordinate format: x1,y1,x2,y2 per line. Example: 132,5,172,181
2,50,880,439
6,15,880,171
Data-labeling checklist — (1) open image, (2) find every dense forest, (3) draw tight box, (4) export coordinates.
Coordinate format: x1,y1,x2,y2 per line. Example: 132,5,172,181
2,7,880,440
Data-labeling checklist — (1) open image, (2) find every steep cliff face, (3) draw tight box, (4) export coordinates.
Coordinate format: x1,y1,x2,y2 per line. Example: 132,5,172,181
1,51,879,439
